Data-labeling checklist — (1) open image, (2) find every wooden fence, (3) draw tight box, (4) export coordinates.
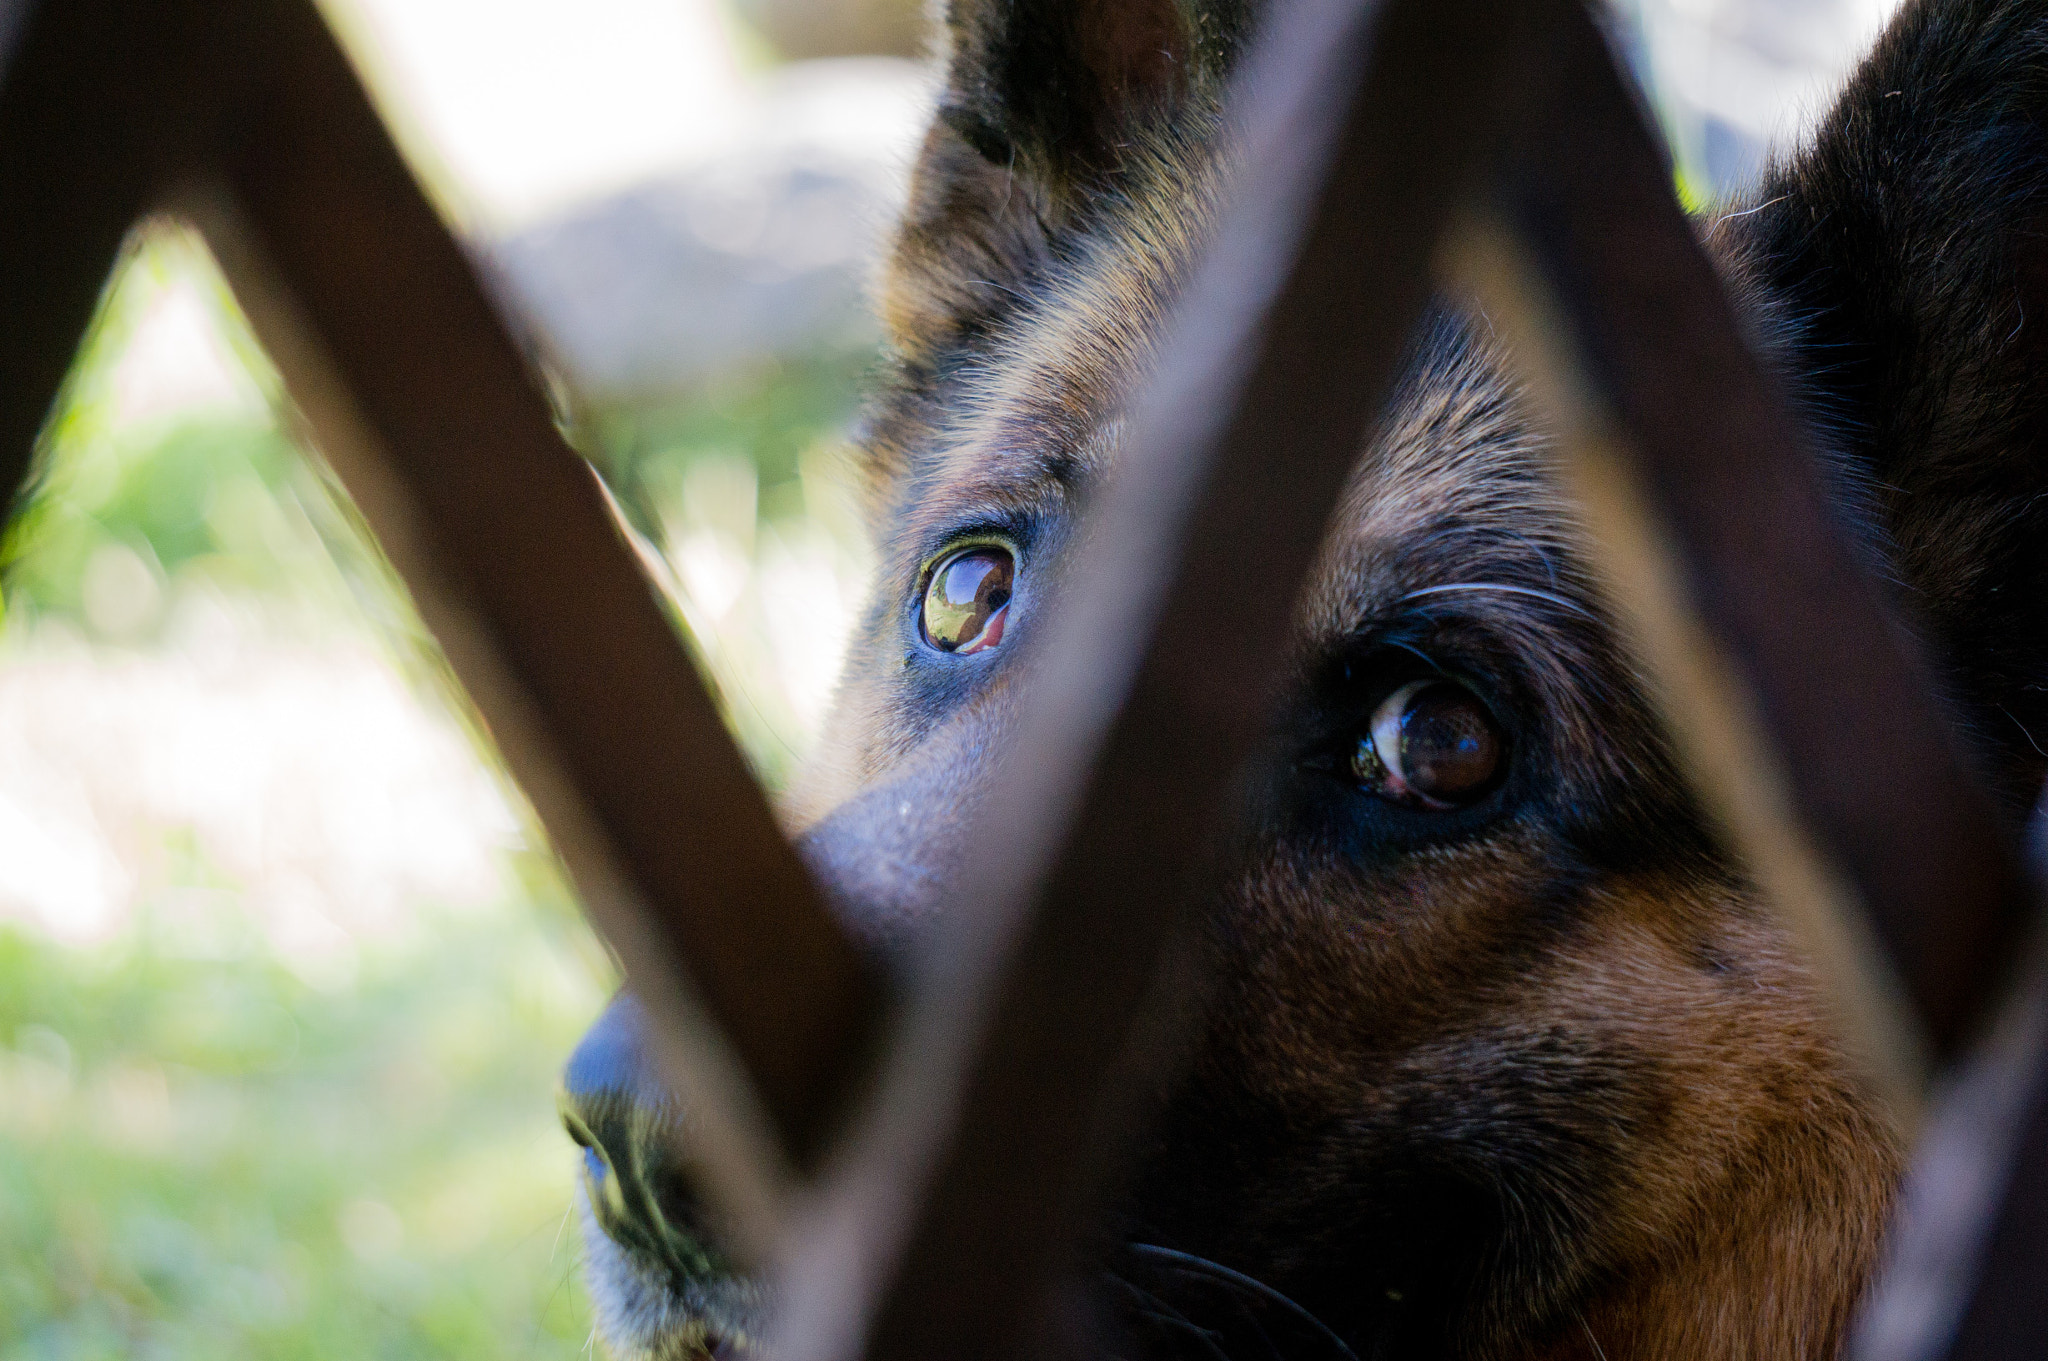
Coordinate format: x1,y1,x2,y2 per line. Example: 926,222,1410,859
1,0,2041,1354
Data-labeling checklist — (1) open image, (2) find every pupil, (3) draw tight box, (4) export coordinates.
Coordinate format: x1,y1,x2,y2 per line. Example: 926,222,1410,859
1400,686,1501,797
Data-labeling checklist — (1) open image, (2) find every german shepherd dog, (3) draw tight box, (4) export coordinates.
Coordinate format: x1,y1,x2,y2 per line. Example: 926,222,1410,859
561,0,2048,1354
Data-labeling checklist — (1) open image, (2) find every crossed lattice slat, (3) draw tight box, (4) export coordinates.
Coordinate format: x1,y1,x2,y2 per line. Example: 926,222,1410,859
1,0,2043,1355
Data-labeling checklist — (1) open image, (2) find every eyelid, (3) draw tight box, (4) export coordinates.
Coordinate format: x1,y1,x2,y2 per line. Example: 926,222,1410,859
920,529,1020,570
916,532,1023,594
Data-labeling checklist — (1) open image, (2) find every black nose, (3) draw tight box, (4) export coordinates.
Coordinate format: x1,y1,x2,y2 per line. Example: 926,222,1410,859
560,993,728,1283
561,757,974,1288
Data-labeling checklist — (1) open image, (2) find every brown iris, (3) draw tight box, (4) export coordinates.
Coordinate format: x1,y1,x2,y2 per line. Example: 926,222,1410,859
1352,679,1504,810
921,545,1014,653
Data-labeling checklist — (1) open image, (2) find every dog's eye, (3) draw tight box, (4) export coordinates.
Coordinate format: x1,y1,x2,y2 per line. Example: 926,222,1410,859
1352,680,1503,810
922,545,1014,653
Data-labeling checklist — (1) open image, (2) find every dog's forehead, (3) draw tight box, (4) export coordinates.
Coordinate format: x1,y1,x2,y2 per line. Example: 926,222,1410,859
1296,321,1592,649
901,227,1593,654
895,186,1197,551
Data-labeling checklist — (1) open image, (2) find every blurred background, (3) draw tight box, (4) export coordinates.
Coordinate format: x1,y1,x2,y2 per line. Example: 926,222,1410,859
0,0,1904,1355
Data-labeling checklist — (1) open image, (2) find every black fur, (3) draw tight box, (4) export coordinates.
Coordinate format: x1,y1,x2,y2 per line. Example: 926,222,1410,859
1746,0,2048,806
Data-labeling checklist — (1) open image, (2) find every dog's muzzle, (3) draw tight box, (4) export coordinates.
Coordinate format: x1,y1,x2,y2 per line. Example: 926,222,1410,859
561,994,763,1355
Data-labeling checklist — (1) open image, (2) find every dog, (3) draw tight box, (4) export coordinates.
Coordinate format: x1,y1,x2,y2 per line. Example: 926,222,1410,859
560,0,2048,1353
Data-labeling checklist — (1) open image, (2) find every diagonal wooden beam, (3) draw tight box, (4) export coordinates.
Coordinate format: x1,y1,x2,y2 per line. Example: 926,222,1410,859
0,0,160,526
0,0,884,1214
1488,0,2031,1072
769,0,1552,1354
1441,0,2034,1119
1931,1028,2048,1358
1435,2,2048,1352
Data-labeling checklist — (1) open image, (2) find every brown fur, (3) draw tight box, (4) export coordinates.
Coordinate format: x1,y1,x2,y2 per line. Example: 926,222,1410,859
562,0,2048,1354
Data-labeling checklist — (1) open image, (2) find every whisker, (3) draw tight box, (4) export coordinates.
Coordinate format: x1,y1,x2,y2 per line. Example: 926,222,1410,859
1133,1309,1237,1361
1107,1270,1238,1357
1703,192,1788,239
1105,1273,1178,1316
531,1259,582,1358
551,1202,574,1263
1111,1265,1286,1361
1397,582,1598,621
1209,1284,1286,1361
1124,1244,1361,1361
1105,1272,1236,1358
1382,638,1445,674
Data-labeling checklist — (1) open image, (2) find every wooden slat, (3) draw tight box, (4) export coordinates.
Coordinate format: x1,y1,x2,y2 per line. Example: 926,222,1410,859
1444,212,1934,1115
768,0,1553,1354
0,0,159,523
1852,945,2048,1361
1437,2,2048,1348
1933,1040,2048,1358
4,0,2046,1350
1483,0,2031,1070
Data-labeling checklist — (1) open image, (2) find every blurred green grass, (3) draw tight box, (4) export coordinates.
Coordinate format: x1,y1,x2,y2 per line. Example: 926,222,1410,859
0,220,872,1357
0,901,602,1360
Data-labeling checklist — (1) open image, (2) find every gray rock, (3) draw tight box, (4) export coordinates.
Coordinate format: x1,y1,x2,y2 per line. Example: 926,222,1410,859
487,58,932,402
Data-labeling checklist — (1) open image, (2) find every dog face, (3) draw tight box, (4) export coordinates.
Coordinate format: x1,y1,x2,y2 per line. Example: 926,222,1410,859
563,0,2048,1355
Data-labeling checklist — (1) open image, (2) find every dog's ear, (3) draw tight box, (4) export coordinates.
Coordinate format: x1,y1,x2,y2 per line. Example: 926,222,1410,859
876,0,1238,368
1739,0,2048,807
938,0,1210,191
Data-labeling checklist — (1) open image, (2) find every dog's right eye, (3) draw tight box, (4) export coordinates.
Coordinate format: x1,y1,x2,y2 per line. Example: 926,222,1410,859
1352,679,1504,810
922,545,1014,653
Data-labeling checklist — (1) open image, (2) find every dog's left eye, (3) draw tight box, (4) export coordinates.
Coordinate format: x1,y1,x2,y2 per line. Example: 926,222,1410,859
1353,680,1504,810
922,545,1014,653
